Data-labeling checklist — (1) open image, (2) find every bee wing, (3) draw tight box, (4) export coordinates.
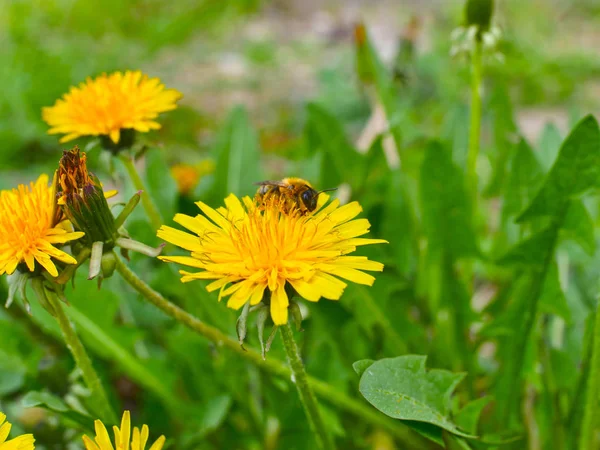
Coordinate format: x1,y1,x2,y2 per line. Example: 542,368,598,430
254,180,288,188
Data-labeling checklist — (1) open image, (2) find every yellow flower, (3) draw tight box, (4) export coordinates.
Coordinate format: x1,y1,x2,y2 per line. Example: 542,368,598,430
158,194,387,325
0,412,35,450
42,70,182,144
82,411,165,450
0,175,84,277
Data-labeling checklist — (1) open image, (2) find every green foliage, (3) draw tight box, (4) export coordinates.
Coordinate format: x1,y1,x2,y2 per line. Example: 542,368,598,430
357,356,475,442
2,2,600,450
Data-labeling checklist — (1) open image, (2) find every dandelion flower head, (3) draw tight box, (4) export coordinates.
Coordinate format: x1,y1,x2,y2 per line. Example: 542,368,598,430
82,411,165,450
0,411,35,450
158,193,387,325
0,175,84,277
42,70,182,144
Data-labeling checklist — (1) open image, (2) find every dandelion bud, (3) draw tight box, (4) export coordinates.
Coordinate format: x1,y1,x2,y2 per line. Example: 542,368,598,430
464,0,494,36
58,147,117,245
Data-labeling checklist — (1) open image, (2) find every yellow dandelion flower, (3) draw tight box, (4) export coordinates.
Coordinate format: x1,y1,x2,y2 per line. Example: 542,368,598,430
0,412,35,450
158,194,387,325
42,70,182,144
0,175,84,278
82,411,165,450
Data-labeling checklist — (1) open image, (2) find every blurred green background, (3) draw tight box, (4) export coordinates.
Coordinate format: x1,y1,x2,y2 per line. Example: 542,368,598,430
1,0,600,449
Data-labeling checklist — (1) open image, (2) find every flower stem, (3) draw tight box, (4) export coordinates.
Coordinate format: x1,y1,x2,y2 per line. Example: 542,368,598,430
579,298,600,450
46,292,116,423
113,255,426,447
467,37,483,199
280,323,335,450
118,154,163,230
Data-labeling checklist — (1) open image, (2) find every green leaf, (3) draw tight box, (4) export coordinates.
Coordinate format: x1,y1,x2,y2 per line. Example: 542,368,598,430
501,138,543,220
352,359,375,377
561,199,595,255
21,391,92,429
518,115,600,222
496,228,555,266
539,262,571,322
210,106,262,202
420,142,478,259
536,122,562,171
305,103,364,189
358,355,475,439
381,169,416,274
454,397,491,434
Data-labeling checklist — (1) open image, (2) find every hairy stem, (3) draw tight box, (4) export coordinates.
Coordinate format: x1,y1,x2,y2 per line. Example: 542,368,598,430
118,154,163,230
113,255,426,447
46,293,116,423
280,323,335,450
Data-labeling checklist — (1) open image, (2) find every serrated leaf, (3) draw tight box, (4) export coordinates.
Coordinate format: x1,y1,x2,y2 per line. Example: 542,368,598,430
501,138,543,220
420,142,478,259
352,359,375,377
358,355,475,439
518,115,600,222
561,199,595,255
496,228,555,266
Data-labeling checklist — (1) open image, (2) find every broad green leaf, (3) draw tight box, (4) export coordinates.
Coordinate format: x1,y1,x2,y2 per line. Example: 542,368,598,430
420,142,478,258
352,359,375,377
210,106,262,203
518,115,600,222
358,355,475,439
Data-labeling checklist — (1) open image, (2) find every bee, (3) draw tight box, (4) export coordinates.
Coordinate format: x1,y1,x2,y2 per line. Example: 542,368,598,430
254,177,336,215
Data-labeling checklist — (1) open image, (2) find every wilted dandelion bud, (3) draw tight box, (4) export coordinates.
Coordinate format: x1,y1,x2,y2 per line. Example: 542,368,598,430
58,147,117,245
56,146,163,283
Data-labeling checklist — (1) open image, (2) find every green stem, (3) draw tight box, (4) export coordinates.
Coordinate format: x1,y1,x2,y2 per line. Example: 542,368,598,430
467,38,483,199
118,154,163,230
579,299,600,450
280,323,335,450
46,293,116,423
113,255,426,447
